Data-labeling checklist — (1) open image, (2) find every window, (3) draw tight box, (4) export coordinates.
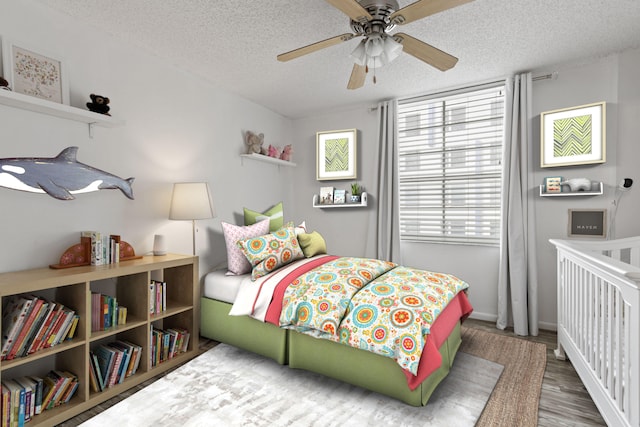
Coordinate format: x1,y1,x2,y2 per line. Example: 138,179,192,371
397,83,505,246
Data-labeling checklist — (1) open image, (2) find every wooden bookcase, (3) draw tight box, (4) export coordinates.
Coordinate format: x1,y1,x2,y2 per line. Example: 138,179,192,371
0,254,199,426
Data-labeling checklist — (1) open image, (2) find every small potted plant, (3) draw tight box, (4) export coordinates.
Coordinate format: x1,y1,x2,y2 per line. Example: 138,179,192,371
350,182,362,203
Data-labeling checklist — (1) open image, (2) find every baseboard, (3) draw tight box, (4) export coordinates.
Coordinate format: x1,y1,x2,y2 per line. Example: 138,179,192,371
467,312,558,332
468,312,497,322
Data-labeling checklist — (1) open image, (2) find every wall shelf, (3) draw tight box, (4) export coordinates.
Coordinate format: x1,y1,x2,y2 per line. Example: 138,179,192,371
539,182,603,197
240,153,296,167
313,192,368,208
0,89,124,137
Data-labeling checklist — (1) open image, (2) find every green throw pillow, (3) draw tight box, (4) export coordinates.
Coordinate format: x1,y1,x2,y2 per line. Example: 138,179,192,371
297,231,327,258
244,202,284,232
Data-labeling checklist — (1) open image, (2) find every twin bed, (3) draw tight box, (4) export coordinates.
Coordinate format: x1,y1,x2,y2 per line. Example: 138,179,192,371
200,235,473,406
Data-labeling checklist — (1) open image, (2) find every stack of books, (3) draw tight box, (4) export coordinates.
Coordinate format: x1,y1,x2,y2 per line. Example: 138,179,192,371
149,280,167,315
90,293,127,332
1,295,79,361
150,325,190,367
89,340,142,392
1,371,78,425
81,231,121,265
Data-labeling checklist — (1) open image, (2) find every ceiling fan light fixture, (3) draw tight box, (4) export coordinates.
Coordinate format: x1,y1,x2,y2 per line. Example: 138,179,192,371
350,33,403,69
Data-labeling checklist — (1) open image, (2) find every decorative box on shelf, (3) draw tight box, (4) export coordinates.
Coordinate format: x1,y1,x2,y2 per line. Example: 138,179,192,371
313,192,368,209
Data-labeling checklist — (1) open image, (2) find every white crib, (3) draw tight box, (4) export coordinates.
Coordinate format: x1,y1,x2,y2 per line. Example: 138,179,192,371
550,237,640,427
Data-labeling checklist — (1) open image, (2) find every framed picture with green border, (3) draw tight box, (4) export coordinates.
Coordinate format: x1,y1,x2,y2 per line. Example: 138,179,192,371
540,102,606,168
316,129,357,181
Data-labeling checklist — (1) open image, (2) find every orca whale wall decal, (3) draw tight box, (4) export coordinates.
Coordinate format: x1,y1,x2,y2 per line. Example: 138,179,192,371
0,146,134,200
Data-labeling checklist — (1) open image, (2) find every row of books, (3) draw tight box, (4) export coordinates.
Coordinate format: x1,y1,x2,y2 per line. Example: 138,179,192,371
1,295,79,361
89,340,142,392
81,231,121,265
150,280,167,315
91,293,127,332
1,371,78,427
150,326,190,367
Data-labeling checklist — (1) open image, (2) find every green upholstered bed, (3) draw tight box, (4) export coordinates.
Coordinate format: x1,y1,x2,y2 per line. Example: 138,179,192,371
200,295,463,406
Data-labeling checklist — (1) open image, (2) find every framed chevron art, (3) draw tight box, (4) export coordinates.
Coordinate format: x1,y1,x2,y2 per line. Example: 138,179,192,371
540,102,606,168
316,129,357,180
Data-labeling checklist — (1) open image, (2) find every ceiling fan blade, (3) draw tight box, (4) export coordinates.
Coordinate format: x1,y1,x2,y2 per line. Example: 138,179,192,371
325,0,372,23
277,34,356,62
347,64,366,90
390,0,474,25
394,33,458,71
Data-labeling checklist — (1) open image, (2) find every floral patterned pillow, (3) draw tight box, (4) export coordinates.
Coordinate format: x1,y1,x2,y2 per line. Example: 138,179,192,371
237,225,304,280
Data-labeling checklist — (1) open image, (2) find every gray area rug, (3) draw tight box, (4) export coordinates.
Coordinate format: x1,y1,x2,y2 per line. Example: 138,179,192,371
80,344,503,427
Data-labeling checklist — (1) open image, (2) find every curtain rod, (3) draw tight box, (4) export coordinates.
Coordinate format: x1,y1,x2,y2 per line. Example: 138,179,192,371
533,71,558,82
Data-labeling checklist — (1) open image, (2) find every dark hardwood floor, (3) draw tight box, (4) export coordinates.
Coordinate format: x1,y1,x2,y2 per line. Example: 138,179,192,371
464,318,606,427
60,320,606,426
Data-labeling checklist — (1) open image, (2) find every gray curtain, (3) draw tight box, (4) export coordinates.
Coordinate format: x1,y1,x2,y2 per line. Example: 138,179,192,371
370,99,401,263
497,72,539,336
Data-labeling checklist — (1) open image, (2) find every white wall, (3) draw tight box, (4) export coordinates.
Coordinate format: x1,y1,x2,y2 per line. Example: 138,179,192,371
0,0,295,278
290,105,379,257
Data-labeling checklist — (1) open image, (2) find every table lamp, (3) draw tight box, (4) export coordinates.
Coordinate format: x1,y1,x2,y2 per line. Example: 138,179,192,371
169,182,215,255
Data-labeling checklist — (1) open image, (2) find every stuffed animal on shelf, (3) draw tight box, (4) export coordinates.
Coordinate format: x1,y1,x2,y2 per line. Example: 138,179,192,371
245,131,267,155
267,144,281,158
561,178,592,192
280,144,293,161
86,94,111,116
0,76,9,90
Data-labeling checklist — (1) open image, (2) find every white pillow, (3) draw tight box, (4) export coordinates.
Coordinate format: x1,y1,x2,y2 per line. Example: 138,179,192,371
221,219,270,275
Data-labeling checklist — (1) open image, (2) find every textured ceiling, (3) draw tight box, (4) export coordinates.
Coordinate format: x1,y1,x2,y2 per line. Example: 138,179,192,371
36,0,640,118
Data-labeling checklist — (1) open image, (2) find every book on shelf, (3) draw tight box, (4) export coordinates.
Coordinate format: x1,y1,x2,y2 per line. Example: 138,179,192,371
149,280,167,315
2,379,25,427
32,303,65,353
319,186,334,204
58,372,78,406
1,295,35,360
108,342,132,384
333,189,346,204
14,377,37,422
1,296,78,361
14,300,50,358
91,292,127,332
89,351,105,392
81,231,122,265
1,383,10,427
93,345,116,390
27,376,44,416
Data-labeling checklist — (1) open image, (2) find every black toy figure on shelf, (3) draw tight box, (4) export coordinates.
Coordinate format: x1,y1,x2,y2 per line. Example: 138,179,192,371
86,93,110,115
0,76,10,90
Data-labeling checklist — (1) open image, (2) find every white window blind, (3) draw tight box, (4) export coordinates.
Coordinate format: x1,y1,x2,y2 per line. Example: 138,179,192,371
397,83,505,246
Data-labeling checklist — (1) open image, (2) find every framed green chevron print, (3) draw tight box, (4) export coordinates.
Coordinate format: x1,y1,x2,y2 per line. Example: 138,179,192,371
540,102,606,168
316,129,357,180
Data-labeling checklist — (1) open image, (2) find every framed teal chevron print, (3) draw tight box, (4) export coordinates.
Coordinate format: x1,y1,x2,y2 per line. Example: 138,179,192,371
316,129,357,180
540,102,606,168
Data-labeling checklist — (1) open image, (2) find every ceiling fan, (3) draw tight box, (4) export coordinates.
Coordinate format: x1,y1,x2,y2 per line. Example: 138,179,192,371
277,0,474,89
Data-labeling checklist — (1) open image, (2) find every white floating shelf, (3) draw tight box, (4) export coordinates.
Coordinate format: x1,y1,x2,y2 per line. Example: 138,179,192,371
0,89,124,133
539,182,603,197
240,153,296,167
313,192,368,209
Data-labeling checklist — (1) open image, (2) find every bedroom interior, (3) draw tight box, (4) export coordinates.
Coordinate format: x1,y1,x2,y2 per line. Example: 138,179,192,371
0,0,639,426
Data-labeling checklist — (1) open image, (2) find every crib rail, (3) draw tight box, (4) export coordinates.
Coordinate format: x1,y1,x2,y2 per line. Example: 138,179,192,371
551,238,640,427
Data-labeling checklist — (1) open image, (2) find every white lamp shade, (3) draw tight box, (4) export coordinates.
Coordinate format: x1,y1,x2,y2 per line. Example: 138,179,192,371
169,182,216,220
